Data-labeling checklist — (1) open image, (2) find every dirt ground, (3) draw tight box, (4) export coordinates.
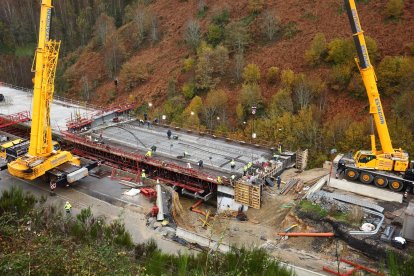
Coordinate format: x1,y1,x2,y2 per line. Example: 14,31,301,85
173,167,388,273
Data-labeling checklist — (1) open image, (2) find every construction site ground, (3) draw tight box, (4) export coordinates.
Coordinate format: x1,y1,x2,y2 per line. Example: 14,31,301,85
171,167,383,273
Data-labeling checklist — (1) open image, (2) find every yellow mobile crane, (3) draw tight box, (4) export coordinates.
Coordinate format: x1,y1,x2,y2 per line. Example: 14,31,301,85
338,0,414,192
7,0,98,186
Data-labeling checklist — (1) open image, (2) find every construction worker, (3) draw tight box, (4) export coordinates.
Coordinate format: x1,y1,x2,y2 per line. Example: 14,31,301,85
145,150,152,158
167,129,172,139
276,176,281,189
183,151,188,158
273,152,279,161
230,174,236,184
217,176,223,184
198,160,204,169
278,142,282,154
247,162,253,169
243,165,248,176
141,170,147,182
230,159,236,169
151,203,159,217
64,201,72,214
151,145,157,152
336,159,346,179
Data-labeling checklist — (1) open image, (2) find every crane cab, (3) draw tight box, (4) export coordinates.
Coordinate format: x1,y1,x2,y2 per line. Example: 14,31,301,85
354,150,409,172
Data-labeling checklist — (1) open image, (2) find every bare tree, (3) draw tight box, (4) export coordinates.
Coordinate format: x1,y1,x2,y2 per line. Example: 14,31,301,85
184,19,201,51
293,81,313,110
94,13,116,46
150,15,159,43
262,11,280,42
234,51,244,82
81,75,90,101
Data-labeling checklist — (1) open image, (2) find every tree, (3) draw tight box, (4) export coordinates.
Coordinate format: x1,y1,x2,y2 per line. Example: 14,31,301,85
212,45,229,76
76,7,94,46
292,74,325,111
119,61,148,91
184,20,201,51
385,0,404,20
234,51,245,82
377,56,414,95
305,33,327,66
225,22,250,52
181,82,195,100
266,66,279,85
261,11,280,42
94,13,116,47
183,96,203,127
104,32,126,78
207,24,224,46
242,63,261,84
195,43,215,91
268,88,294,116
202,89,229,129
81,75,91,101
328,64,352,91
240,84,263,112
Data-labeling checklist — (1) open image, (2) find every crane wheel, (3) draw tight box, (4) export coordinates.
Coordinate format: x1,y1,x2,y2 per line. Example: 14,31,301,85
389,180,404,192
345,168,359,181
359,172,374,184
374,176,388,188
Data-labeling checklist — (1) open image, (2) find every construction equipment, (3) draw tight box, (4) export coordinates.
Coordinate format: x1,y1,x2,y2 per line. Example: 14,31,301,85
0,139,25,159
7,0,98,186
338,0,414,192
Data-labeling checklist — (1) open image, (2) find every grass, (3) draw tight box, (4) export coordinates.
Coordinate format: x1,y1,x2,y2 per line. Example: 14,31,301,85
298,200,328,218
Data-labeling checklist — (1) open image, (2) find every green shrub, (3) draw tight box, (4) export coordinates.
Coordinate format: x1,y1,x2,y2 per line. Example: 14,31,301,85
243,63,261,84
377,56,414,95
280,69,295,88
305,33,327,66
329,64,352,91
326,38,355,65
283,21,300,39
207,24,224,46
348,73,366,98
0,186,36,217
385,0,404,20
182,82,195,99
182,57,195,72
266,66,279,85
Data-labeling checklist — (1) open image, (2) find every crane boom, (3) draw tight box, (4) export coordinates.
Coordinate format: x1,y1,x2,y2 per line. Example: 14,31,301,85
344,0,394,154
29,0,59,157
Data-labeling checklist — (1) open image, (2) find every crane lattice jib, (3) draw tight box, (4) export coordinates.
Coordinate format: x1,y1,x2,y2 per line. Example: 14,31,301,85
344,0,394,154
28,0,60,157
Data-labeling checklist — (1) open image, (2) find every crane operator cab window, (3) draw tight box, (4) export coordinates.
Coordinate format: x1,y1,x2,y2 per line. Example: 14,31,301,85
358,154,376,163
52,141,61,152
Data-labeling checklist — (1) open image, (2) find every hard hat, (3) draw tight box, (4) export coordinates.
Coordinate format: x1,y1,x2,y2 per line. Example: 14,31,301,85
142,169,145,172
66,201,69,204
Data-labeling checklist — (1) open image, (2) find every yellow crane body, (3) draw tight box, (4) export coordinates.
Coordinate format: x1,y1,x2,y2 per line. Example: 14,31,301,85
7,0,80,180
344,0,409,173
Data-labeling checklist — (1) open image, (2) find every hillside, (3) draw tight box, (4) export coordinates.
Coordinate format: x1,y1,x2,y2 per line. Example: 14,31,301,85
1,0,414,166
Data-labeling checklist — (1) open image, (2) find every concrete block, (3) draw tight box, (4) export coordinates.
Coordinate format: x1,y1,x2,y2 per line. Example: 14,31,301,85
328,178,403,203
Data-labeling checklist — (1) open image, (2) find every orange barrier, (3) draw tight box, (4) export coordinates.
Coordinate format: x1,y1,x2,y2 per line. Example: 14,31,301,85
276,232,335,237
190,199,207,216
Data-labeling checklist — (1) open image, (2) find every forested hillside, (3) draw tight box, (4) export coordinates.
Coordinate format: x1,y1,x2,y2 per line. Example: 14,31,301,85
1,0,414,166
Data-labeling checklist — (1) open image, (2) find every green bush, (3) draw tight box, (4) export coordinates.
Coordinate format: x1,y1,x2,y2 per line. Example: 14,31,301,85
385,0,404,20
0,186,36,217
329,64,352,91
348,73,366,98
326,38,355,65
305,33,327,66
266,66,279,85
283,21,301,39
182,57,195,72
207,24,224,46
182,82,195,99
243,63,261,84
377,56,414,95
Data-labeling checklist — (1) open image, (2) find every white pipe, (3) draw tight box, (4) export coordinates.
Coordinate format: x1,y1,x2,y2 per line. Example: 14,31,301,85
156,183,164,221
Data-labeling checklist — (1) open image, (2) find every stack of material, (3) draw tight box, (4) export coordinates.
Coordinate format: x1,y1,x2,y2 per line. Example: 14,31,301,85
296,149,308,171
234,181,262,209
279,179,299,195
